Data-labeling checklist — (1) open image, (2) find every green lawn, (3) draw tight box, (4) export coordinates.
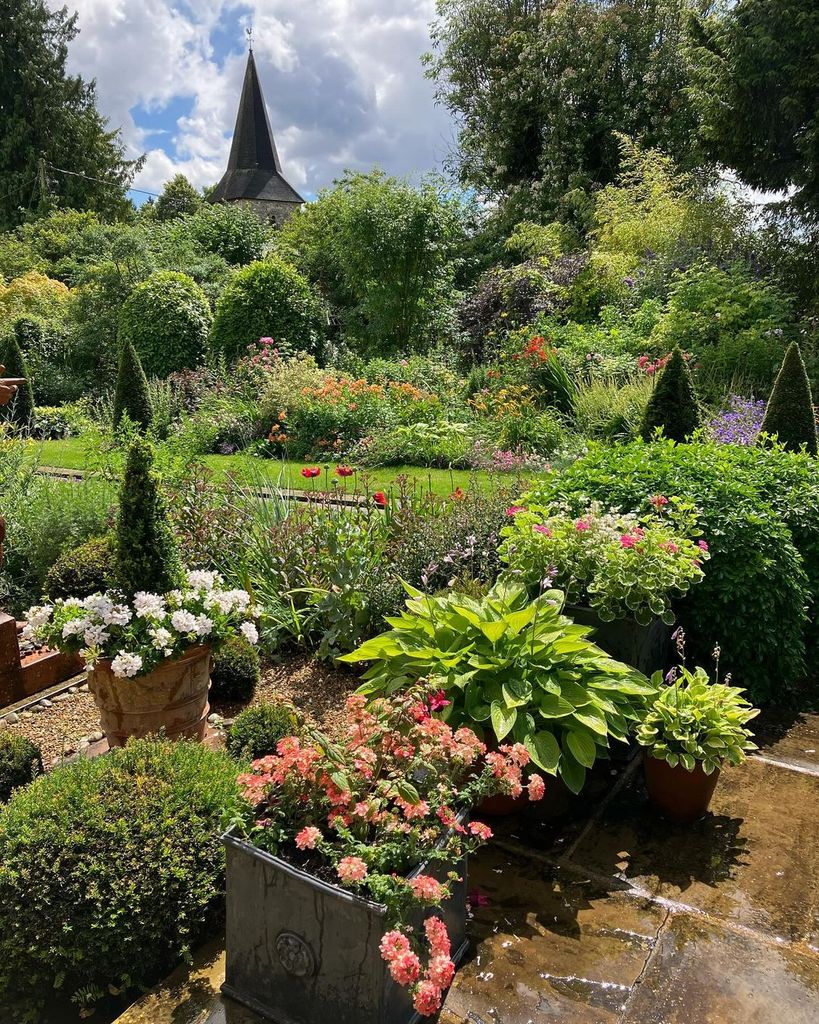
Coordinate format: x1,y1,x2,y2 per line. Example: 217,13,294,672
35,438,536,498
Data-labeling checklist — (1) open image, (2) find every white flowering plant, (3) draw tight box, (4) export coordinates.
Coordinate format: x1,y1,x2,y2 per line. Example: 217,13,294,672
23,571,258,680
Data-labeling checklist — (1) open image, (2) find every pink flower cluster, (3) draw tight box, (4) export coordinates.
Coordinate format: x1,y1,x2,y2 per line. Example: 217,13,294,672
380,916,454,1016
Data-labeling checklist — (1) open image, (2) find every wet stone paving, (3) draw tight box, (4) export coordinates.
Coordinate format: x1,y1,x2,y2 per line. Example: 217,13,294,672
116,714,819,1024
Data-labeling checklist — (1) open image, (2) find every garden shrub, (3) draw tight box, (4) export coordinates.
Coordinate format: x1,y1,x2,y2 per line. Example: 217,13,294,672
0,327,35,427
226,701,300,761
116,438,183,598
119,270,212,378
0,734,42,803
525,439,818,704
31,401,93,439
211,634,261,702
761,342,817,455
210,257,324,364
353,421,475,469
573,375,653,440
44,536,116,599
0,738,243,1019
641,348,701,442
112,338,153,430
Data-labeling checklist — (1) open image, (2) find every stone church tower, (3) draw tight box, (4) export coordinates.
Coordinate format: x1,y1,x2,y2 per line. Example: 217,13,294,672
209,47,304,225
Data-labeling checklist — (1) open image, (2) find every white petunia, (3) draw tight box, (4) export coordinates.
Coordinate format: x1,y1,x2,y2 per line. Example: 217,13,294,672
111,651,143,678
193,615,214,637
149,627,173,650
134,592,166,619
83,624,110,646
187,569,218,591
171,610,197,633
25,604,54,630
240,621,259,645
104,604,132,627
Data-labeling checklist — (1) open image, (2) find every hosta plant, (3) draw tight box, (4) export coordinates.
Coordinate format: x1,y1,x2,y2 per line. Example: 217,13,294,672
236,686,545,1017
23,570,258,679
636,666,758,775
340,581,658,794
499,499,709,624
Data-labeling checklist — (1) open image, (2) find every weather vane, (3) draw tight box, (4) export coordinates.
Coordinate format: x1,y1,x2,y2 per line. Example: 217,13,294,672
246,25,253,51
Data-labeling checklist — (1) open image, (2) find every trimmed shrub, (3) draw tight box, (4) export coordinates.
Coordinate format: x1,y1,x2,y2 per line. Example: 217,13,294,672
210,257,324,364
211,634,261,702
116,438,183,598
44,535,116,599
641,348,701,442
0,734,42,803
761,342,817,455
226,701,300,761
0,327,34,427
119,270,211,378
112,338,153,430
0,739,243,1019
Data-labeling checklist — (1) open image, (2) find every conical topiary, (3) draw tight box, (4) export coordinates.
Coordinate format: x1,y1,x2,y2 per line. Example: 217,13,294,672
112,338,153,431
641,348,701,443
1,326,35,428
116,437,183,598
760,342,817,455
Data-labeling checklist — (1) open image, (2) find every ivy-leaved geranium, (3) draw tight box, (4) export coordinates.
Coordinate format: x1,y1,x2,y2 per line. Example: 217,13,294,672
499,499,709,624
339,581,658,794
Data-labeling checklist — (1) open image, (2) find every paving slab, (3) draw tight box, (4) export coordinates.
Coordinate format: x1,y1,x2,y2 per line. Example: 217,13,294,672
620,912,819,1024
754,712,819,773
565,756,819,945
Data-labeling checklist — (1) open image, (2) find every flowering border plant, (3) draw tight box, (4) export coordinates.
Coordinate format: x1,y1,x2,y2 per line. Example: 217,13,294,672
499,499,709,624
23,570,258,679
235,687,545,1017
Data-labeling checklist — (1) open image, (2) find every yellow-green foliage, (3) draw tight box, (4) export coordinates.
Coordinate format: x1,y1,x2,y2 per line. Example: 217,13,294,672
0,271,72,326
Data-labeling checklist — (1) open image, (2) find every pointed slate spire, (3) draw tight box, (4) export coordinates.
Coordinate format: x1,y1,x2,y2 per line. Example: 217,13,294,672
209,46,303,214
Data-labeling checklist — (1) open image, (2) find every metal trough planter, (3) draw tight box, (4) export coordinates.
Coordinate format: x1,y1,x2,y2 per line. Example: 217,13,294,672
567,605,669,676
222,825,468,1024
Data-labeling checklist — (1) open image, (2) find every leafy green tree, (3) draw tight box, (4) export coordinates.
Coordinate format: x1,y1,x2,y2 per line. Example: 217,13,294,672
425,0,702,217
210,256,324,363
760,342,817,455
112,339,153,431
276,170,465,356
641,348,701,442
0,0,141,230
0,209,102,283
0,326,35,427
689,0,819,224
153,175,201,221
185,203,271,265
116,437,183,597
118,270,211,378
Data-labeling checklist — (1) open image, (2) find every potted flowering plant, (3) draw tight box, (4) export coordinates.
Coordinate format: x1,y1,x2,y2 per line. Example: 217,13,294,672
499,498,709,672
23,570,258,746
636,638,758,821
224,686,544,1023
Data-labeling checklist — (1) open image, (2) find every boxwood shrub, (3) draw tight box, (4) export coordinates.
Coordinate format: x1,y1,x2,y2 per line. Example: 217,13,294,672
0,734,42,803
211,634,261,702
227,702,300,761
44,535,116,599
0,739,244,1021
524,438,819,705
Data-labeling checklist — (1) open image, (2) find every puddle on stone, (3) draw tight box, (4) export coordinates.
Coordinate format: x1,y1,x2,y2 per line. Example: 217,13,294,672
538,972,631,1012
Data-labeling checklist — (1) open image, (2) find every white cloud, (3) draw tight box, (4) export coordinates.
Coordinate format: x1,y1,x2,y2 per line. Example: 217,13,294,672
52,0,454,197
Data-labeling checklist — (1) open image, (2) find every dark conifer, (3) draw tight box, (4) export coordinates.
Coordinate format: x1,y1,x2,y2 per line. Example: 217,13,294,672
641,348,701,442
112,338,153,431
760,342,817,455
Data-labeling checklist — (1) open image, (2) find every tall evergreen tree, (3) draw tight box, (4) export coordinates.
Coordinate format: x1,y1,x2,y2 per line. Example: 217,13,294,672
0,0,142,230
641,348,702,442
0,327,35,428
112,339,153,431
760,342,817,455
116,438,183,598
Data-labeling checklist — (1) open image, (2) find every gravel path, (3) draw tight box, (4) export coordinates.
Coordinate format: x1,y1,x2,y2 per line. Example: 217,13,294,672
0,655,359,767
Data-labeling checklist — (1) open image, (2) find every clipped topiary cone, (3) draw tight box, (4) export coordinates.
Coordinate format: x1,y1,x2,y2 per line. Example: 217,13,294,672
760,342,817,455
641,347,701,443
113,337,153,431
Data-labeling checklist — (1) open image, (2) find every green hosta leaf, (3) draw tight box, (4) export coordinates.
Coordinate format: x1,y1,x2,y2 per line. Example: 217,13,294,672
502,676,532,707
538,692,575,719
525,731,560,774
572,710,609,737
478,620,507,644
559,751,587,794
560,680,592,708
566,729,597,769
504,607,536,635
490,701,517,741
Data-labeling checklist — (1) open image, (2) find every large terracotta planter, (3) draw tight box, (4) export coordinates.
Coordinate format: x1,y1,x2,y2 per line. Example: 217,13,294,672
643,753,720,823
88,645,212,747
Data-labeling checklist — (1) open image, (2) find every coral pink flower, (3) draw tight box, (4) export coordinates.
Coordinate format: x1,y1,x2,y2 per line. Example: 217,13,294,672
427,954,456,989
300,466,321,479
527,774,546,801
468,821,493,840
294,826,322,850
380,930,411,963
413,980,443,1016
660,541,679,553
410,875,447,902
424,916,451,957
337,856,368,883
650,494,669,508
389,950,422,986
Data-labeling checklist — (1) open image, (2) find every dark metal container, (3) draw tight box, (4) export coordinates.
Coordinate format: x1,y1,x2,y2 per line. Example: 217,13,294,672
567,605,670,676
222,827,468,1024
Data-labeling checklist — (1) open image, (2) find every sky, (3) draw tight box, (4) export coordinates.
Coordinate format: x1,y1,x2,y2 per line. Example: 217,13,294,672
56,0,457,202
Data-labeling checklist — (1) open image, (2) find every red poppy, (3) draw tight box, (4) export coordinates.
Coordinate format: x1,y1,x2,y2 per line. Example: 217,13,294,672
373,491,388,508
300,467,321,479
336,465,355,477
449,487,465,501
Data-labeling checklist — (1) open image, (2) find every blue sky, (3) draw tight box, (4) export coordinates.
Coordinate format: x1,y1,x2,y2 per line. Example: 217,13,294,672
57,0,456,202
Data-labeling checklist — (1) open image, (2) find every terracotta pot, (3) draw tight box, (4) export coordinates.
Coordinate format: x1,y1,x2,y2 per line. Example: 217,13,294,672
643,753,720,823
88,645,212,747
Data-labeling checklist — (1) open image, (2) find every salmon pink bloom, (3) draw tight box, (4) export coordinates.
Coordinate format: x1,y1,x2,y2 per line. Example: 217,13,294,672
389,950,421,986
410,875,447,902
427,954,455,989
380,930,411,962
337,856,368,883
413,980,443,1016
295,826,322,850
468,821,493,840
527,774,546,801
650,494,669,508
424,915,451,956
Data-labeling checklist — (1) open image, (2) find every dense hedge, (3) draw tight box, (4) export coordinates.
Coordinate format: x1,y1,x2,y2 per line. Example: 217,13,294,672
209,257,324,364
227,701,300,761
525,439,819,705
211,634,261,702
0,734,42,803
0,739,243,1020
119,270,212,378
44,535,116,599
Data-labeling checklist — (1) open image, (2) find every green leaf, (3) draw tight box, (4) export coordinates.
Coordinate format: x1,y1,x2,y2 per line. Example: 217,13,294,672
525,731,560,773
559,751,587,794
478,620,507,644
538,692,575,719
566,729,597,768
490,701,517,741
